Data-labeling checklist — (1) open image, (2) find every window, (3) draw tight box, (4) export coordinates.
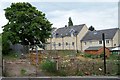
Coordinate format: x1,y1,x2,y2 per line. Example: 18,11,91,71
99,41,102,44
66,42,68,46
58,43,61,46
72,42,74,46
106,40,109,44
114,44,116,46
53,42,56,46
89,41,92,44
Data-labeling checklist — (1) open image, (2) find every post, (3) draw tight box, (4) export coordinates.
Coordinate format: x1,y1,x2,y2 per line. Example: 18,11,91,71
102,33,106,75
56,60,59,70
35,45,38,77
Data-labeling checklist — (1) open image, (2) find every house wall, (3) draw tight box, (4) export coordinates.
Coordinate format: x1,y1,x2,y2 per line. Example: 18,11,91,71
112,30,120,47
47,36,76,50
77,25,88,51
81,39,113,51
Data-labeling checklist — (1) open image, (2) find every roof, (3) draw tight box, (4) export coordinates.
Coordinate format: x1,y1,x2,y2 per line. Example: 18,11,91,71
52,24,85,38
85,46,102,50
81,28,119,41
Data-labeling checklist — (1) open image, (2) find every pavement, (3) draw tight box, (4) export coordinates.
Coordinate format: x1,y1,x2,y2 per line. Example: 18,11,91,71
1,76,120,80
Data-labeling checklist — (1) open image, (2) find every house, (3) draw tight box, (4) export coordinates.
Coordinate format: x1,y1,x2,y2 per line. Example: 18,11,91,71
47,24,88,50
84,46,110,57
81,28,120,51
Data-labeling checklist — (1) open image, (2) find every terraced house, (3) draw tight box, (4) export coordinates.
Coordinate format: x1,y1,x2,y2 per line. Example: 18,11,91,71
47,24,88,51
81,28,120,51
46,24,120,52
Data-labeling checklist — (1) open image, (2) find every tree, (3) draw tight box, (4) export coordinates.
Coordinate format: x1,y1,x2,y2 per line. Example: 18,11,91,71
2,2,52,54
2,32,11,55
68,17,73,27
88,26,95,31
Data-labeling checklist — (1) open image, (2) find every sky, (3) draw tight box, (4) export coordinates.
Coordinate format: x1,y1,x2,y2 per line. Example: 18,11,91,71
0,0,119,33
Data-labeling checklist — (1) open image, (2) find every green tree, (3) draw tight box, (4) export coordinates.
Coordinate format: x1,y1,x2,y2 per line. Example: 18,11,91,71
88,26,95,31
2,2,52,54
68,17,73,27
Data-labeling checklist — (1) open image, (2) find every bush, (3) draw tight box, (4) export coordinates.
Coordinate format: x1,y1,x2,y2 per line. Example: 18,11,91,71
84,53,93,58
21,69,27,76
41,60,57,73
100,53,104,58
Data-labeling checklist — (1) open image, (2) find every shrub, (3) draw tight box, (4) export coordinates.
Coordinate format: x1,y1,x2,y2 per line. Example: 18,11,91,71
84,53,93,58
41,60,57,73
21,69,27,76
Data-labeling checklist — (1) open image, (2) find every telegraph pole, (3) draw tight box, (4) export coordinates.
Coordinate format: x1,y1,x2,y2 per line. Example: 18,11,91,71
102,33,106,75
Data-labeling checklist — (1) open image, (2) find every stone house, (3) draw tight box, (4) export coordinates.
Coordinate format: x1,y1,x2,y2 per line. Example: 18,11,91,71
46,24,88,51
81,28,120,51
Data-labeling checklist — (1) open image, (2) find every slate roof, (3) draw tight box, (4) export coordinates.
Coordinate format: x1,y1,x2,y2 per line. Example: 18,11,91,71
52,24,85,38
81,28,119,41
85,46,102,50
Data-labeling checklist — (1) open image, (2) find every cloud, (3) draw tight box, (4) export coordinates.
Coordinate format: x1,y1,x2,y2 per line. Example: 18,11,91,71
47,7,118,30
0,2,118,33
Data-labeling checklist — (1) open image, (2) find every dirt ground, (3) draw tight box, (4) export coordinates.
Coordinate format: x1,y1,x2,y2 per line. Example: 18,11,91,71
4,59,38,77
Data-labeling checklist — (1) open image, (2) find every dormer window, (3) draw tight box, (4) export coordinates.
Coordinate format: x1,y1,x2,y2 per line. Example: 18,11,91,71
52,32,56,38
69,29,75,37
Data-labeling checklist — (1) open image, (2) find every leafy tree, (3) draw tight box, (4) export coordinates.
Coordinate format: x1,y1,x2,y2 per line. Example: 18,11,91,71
2,32,11,55
88,26,95,31
68,17,73,27
2,2,52,54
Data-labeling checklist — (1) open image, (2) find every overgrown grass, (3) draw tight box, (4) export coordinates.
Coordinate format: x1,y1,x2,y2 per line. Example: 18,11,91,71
108,53,119,60
47,50,77,57
3,51,19,60
41,59,57,73
42,50,119,76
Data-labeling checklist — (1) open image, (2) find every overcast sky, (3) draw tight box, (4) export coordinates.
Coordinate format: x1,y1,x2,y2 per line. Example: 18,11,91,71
0,0,119,33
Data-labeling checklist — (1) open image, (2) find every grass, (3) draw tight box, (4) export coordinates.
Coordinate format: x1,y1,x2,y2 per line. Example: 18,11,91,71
3,51,19,60
47,50,77,57
108,53,119,60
